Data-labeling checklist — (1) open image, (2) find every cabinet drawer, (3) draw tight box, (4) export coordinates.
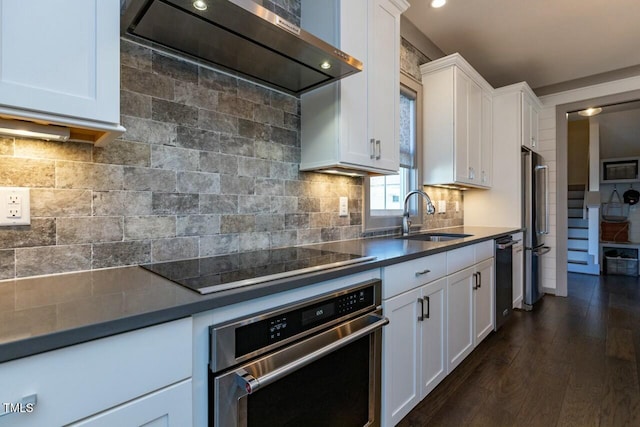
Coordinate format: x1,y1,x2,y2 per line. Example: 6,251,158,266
475,240,494,262
382,252,446,299
69,379,192,427
0,318,192,427
446,245,475,275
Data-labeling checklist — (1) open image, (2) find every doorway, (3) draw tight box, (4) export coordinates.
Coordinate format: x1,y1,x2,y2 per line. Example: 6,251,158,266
556,89,640,296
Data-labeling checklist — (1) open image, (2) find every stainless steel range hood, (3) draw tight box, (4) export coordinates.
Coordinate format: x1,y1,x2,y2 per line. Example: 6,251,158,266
121,0,363,95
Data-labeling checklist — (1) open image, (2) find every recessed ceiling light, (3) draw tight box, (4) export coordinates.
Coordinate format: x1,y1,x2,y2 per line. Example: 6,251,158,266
578,107,602,117
193,0,207,11
431,0,446,8
320,61,332,70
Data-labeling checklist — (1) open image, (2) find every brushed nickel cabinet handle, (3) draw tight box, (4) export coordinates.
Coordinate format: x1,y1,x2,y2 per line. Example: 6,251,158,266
375,139,381,160
370,138,375,159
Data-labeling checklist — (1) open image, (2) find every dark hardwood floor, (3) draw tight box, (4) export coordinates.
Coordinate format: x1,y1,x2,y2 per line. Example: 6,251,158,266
399,273,640,427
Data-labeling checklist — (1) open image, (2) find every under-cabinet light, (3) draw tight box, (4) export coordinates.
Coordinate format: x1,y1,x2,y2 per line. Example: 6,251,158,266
0,118,70,141
322,169,368,177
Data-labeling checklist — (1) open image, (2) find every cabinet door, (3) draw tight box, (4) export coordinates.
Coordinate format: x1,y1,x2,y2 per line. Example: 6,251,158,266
454,68,482,184
513,243,524,308
420,278,447,398
69,380,192,427
383,288,421,427
368,0,400,172
530,103,539,150
522,95,533,149
467,78,482,184
454,68,471,183
474,258,495,346
0,0,120,124
337,0,372,169
480,92,493,187
446,266,475,372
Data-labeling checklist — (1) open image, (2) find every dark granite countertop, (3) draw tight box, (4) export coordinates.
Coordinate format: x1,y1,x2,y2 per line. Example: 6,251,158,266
0,226,519,363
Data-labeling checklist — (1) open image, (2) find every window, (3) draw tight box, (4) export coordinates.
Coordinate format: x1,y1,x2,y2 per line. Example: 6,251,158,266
364,73,422,231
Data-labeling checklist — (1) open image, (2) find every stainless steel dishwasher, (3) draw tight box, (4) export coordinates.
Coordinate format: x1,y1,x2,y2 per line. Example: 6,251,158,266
495,236,519,330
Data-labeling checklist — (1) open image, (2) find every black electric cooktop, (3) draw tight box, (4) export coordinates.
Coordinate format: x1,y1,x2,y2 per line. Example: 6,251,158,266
141,247,375,294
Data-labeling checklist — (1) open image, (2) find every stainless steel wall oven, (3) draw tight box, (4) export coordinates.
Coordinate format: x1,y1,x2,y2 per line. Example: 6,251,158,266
209,279,387,427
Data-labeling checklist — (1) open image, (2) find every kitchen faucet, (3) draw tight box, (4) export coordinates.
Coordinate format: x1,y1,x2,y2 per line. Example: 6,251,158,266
402,190,436,235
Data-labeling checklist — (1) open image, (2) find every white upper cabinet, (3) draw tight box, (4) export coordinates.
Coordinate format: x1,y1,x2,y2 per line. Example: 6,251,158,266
522,91,541,151
421,53,494,188
481,92,493,186
0,0,124,145
300,0,409,174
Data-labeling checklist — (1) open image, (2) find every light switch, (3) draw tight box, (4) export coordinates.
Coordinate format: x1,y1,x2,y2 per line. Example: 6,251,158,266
0,187,30,226
438,200,446,214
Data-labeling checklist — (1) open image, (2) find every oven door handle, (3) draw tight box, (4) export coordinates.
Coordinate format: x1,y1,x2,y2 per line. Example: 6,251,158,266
235,313,389,395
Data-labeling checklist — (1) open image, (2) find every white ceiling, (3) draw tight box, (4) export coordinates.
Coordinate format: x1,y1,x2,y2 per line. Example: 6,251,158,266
404,0,640,92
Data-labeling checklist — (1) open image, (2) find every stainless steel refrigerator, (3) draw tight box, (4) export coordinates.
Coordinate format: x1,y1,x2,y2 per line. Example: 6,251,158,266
522,148,550,310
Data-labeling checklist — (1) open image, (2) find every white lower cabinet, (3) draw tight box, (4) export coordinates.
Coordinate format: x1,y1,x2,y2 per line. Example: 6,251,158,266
446,266,475,372
382,240,497,426
474,257,495,346
69,380,192,427
420,278,447,397
0,318,192,427
382,287,421,426
382,277,447,427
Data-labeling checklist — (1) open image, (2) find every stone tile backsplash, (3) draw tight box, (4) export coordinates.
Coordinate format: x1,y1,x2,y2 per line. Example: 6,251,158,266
0,38,361,279
422,185,464,229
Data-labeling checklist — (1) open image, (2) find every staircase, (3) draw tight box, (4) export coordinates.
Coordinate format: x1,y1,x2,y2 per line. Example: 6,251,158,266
567,185,599,274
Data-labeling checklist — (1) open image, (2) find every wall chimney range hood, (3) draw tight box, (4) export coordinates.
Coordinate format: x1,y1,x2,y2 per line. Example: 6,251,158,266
121,0,363,95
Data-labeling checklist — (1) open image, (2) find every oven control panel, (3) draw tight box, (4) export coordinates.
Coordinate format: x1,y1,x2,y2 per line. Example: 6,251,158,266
268,317,288,340
234,284,375,358
337,289,367,314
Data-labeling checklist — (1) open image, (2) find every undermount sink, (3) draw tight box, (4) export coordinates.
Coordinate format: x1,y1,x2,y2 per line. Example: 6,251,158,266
396,232,473,242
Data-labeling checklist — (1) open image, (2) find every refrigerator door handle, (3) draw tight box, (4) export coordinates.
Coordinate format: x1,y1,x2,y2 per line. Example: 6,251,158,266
535,164,550,235
533,246,551,256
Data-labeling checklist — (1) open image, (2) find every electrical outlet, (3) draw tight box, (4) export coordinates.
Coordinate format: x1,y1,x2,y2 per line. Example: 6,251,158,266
0,187,30,226
438,200,446,214
8,206,22,217
455,201,460,212
339,197,348,217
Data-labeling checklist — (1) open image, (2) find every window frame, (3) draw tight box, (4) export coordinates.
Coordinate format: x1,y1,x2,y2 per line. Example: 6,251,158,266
363,72,423,232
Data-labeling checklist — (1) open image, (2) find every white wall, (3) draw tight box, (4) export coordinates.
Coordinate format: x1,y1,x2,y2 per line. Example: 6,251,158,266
567,120,589,186
539,75,640,296
598,109,640,158
537,107,558,292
